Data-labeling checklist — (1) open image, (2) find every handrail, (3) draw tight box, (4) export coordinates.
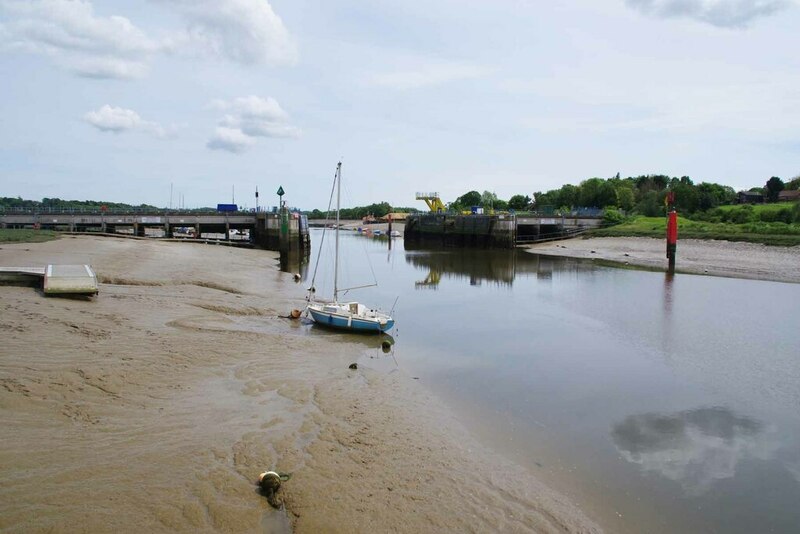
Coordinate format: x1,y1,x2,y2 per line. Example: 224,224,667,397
0,207,292,216
515,227,588,244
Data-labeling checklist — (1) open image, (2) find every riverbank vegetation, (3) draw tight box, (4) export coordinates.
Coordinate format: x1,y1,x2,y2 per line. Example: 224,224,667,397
590,215,800,246
1,197,161,212
529,174,800,246
0,229,60,244
305,202,418,220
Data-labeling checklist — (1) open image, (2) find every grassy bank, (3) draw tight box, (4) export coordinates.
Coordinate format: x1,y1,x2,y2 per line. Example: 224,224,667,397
0,229,60,244
590,216,800,246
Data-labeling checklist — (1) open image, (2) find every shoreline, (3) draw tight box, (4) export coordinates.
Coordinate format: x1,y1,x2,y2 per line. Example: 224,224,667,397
0,236,600,533
523,236,800,284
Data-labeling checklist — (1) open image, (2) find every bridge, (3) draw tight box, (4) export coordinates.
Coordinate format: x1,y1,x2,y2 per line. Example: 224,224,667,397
0,208,310,253
0,208,256,239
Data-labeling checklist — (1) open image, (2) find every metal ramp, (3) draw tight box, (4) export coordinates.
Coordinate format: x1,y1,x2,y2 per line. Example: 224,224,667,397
0,265,98,296
416,192,446,213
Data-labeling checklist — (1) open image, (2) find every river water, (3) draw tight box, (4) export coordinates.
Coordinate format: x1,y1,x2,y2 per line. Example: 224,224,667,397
298,229,800,534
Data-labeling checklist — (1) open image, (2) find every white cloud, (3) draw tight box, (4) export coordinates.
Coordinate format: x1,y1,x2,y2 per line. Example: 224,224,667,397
0,0,156,79
612,408,776,496
369,61,488,90
211,95,290,122
84,105,169,137
158,0,297,66
625,0,791,28
207,126,256,153
0,0,296,79
207,96,301,153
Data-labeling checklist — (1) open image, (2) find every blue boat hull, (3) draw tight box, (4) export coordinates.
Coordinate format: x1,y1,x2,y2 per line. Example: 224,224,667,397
307,308,394,333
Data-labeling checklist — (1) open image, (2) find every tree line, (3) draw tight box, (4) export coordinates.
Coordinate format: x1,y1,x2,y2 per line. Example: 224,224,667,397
304,171,799,221
6,172,798,219
305,202,418,220
0,197,235,212
0,197,161,211
449,173,799,217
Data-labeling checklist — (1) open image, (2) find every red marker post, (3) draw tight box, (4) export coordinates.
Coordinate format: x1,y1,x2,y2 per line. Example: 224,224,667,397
665,191,678,273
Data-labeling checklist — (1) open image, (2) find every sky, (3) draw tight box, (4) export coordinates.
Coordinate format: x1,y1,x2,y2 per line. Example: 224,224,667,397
0,0,798,210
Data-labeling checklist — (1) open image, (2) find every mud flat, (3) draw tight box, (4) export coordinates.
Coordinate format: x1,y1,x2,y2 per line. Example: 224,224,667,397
0,236,599,533
525,236,800,284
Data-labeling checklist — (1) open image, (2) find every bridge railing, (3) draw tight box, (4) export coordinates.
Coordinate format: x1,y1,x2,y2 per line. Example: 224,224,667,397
514,207,604,218
515,226,588,244
0,206,285,216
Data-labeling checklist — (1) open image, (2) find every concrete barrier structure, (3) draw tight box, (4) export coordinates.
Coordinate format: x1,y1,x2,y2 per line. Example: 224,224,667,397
404,213,604,248
405,213,516,248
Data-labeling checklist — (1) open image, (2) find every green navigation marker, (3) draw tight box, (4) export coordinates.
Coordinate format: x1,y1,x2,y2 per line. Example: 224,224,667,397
277,186,285,197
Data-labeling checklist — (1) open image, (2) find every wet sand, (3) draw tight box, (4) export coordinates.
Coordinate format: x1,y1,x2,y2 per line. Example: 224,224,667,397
0,236,600,533
525,237,800,284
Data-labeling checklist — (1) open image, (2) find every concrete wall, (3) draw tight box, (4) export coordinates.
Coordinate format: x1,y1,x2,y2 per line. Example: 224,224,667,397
405,213,603,248
404,214,516,248
252,211,310,253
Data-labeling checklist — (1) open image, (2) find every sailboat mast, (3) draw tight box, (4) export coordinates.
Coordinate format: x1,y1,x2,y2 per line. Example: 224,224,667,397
334,161,341,302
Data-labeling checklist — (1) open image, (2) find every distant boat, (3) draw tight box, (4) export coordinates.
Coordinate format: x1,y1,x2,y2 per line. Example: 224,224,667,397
305,162,395,333
373,230,382,236
389,230,401,237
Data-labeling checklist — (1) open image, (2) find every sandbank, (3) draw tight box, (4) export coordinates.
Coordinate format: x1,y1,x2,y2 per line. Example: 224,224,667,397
524,236,800,284
0,235,599,533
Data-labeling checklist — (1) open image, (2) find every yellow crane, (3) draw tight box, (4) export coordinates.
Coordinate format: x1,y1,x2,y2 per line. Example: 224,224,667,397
416,192,446,213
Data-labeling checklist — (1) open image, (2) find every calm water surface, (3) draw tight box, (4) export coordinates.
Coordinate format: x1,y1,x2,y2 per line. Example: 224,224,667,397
298,229,800,533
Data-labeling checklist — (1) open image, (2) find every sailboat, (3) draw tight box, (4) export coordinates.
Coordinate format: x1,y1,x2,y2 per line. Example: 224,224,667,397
305,162,395,333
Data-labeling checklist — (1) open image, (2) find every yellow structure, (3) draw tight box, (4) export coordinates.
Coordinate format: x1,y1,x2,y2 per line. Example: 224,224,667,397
416,192,446,213
415,268,441,289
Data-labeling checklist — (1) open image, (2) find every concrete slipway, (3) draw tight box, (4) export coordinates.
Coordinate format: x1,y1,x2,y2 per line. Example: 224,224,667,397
0,265,98,296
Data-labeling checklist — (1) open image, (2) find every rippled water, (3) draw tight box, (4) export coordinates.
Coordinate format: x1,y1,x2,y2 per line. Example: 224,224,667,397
297,230,800,533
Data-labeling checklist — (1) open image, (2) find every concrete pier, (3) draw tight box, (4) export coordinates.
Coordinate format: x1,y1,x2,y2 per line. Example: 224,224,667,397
251,210,310,254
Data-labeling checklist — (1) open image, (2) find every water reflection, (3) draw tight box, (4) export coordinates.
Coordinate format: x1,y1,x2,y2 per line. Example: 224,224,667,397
612,407,775,495
405,247,516,287
296,231,800,532
786,460,800,484
279,248,310,278
663,272,674,315
404,246,598,288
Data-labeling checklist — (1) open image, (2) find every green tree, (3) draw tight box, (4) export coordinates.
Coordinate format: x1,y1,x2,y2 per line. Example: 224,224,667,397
507,194,531,210
637,191,664,217
481,191,498,209
558,184,578,208
578,178,604,207
616,186,635,211
765,176,784,202
455,190,482,209
597,181,619,208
